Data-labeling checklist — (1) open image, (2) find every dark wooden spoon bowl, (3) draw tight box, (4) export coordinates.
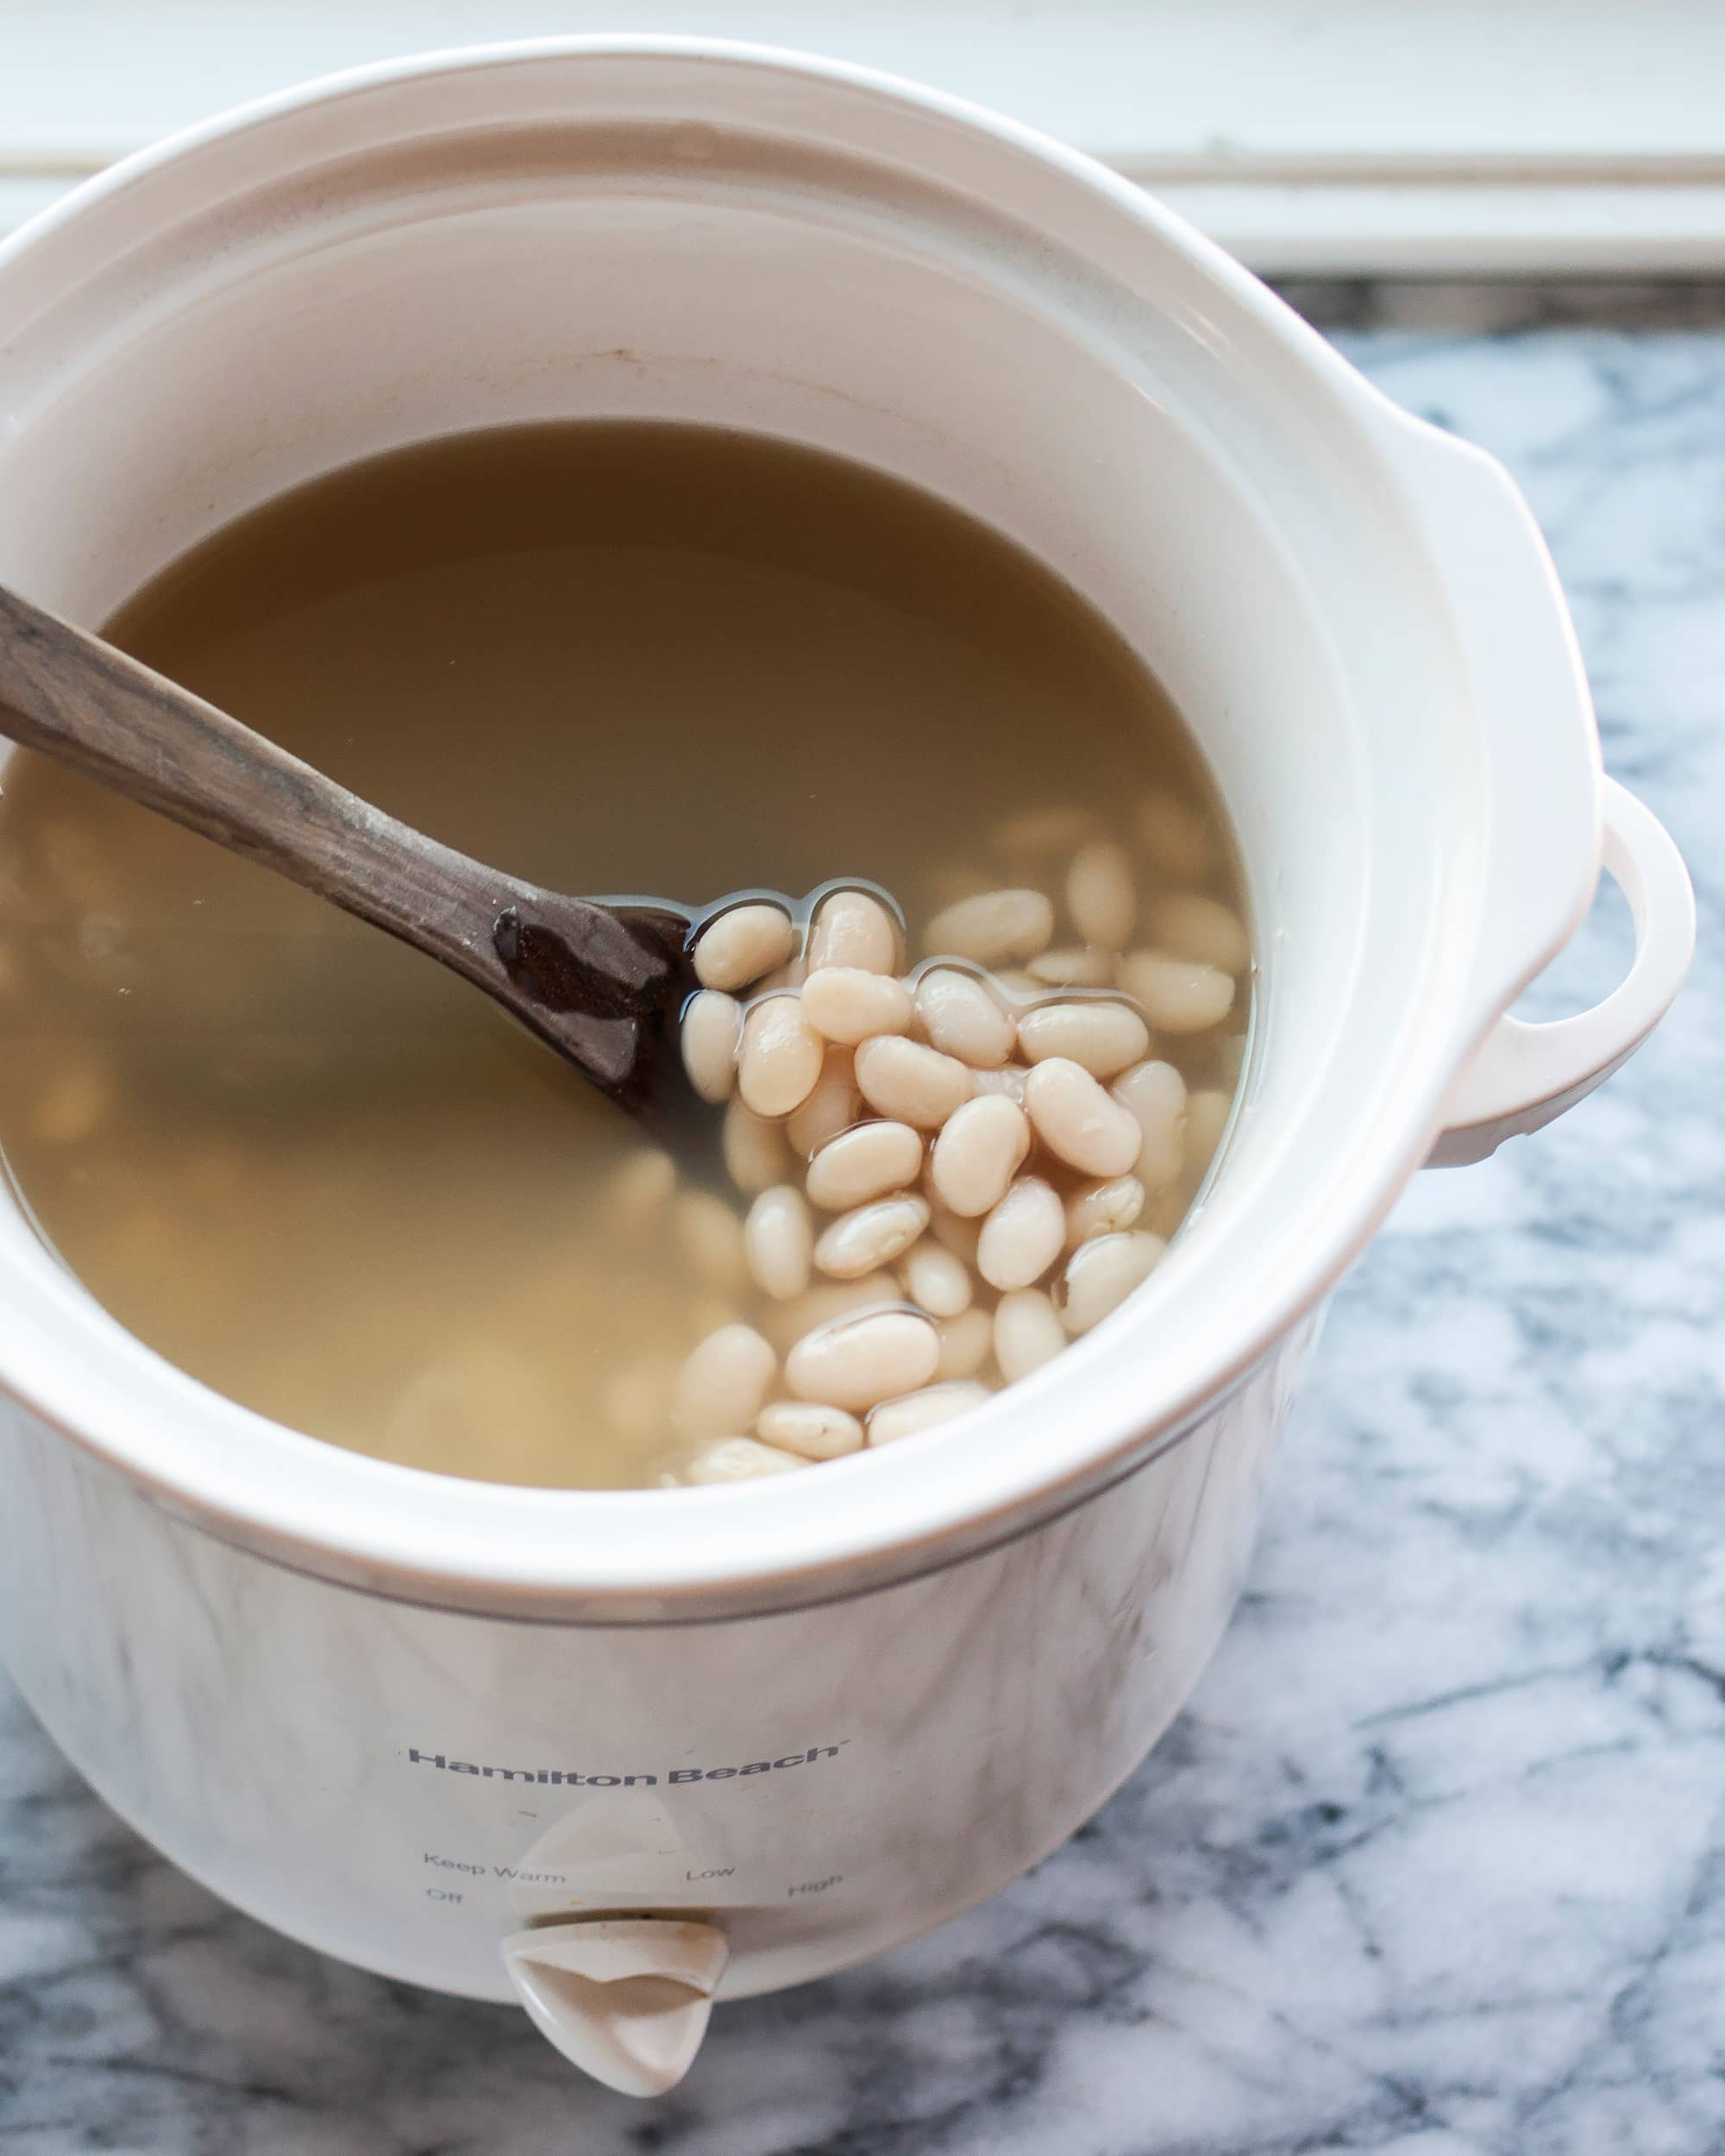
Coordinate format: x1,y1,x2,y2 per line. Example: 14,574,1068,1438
0,583,694,1113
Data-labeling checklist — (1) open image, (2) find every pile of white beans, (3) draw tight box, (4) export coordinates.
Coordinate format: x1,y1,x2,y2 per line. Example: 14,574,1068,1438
629,793,1246,1482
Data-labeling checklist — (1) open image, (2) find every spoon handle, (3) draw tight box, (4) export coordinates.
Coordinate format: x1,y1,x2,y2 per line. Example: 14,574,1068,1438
0,582,681,1100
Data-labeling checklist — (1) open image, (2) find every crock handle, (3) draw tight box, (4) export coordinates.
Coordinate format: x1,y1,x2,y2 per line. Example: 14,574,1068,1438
1429,777,1694,1167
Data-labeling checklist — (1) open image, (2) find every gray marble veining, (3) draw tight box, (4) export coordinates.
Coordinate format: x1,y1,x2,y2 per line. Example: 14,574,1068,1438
3,281,1723,2154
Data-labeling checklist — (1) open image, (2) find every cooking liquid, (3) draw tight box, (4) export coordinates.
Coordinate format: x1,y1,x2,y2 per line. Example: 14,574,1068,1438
0,423,1246,1487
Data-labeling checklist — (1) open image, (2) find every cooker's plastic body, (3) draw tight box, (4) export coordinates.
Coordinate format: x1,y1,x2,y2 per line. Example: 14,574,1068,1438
0,1320,1311,2007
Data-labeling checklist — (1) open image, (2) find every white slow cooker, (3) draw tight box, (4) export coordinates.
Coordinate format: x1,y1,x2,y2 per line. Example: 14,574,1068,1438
0,41,1694,2096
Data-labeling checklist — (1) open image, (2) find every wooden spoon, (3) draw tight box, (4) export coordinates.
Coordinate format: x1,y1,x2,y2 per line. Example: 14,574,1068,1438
0,583,694,1112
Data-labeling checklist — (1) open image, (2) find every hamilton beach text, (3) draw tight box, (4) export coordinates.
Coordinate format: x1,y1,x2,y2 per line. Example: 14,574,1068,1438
405,1743,844,1788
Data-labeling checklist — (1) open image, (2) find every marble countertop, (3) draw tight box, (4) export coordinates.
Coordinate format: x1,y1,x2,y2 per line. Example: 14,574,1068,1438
3,280,1722,2155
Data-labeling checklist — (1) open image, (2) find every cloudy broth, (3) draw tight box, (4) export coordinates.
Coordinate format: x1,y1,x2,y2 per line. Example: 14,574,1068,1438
0,423,1248,1488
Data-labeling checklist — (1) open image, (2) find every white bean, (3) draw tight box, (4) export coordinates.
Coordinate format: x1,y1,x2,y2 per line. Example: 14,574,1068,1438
899,1238,974,1318
744,1185,814,1300
786,1048,860,1157
693,902,795,991
738,995,825,1117
672,1324,778,1439
806,1119,923,1211
723,1095,798,1194
808,889,900,975
801,966,913,1045
1066,839,1136,950
1117,951,1236,1034
934,1306,994,1379
756,1400,865,1460
1027,946,1113,988
814,1194,931,1280
685,1436,806,1482
1064,1174,1146,1250
1058,1231,1165,1335
976,1175,1065,1291
681,989,740,1103
868,1381,991,1445
1022,1058,1141,1177
604,1147,676,1231
786,1309,940,1411
928,1202,982,1267
991,805,1095,857
1135,789,1216,882
929,1094,1032,1217
854,1035,972,1128
674,1190,749,1289
994,1288,1068,1383
992,969,1044,1000
923,887,1054,965
1186,1087,1233,1175
1146,893,1250,975
913,968,1015,1069
762,1272,900,1354
1017,998,1150,1079
1111,1059,1188,1189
